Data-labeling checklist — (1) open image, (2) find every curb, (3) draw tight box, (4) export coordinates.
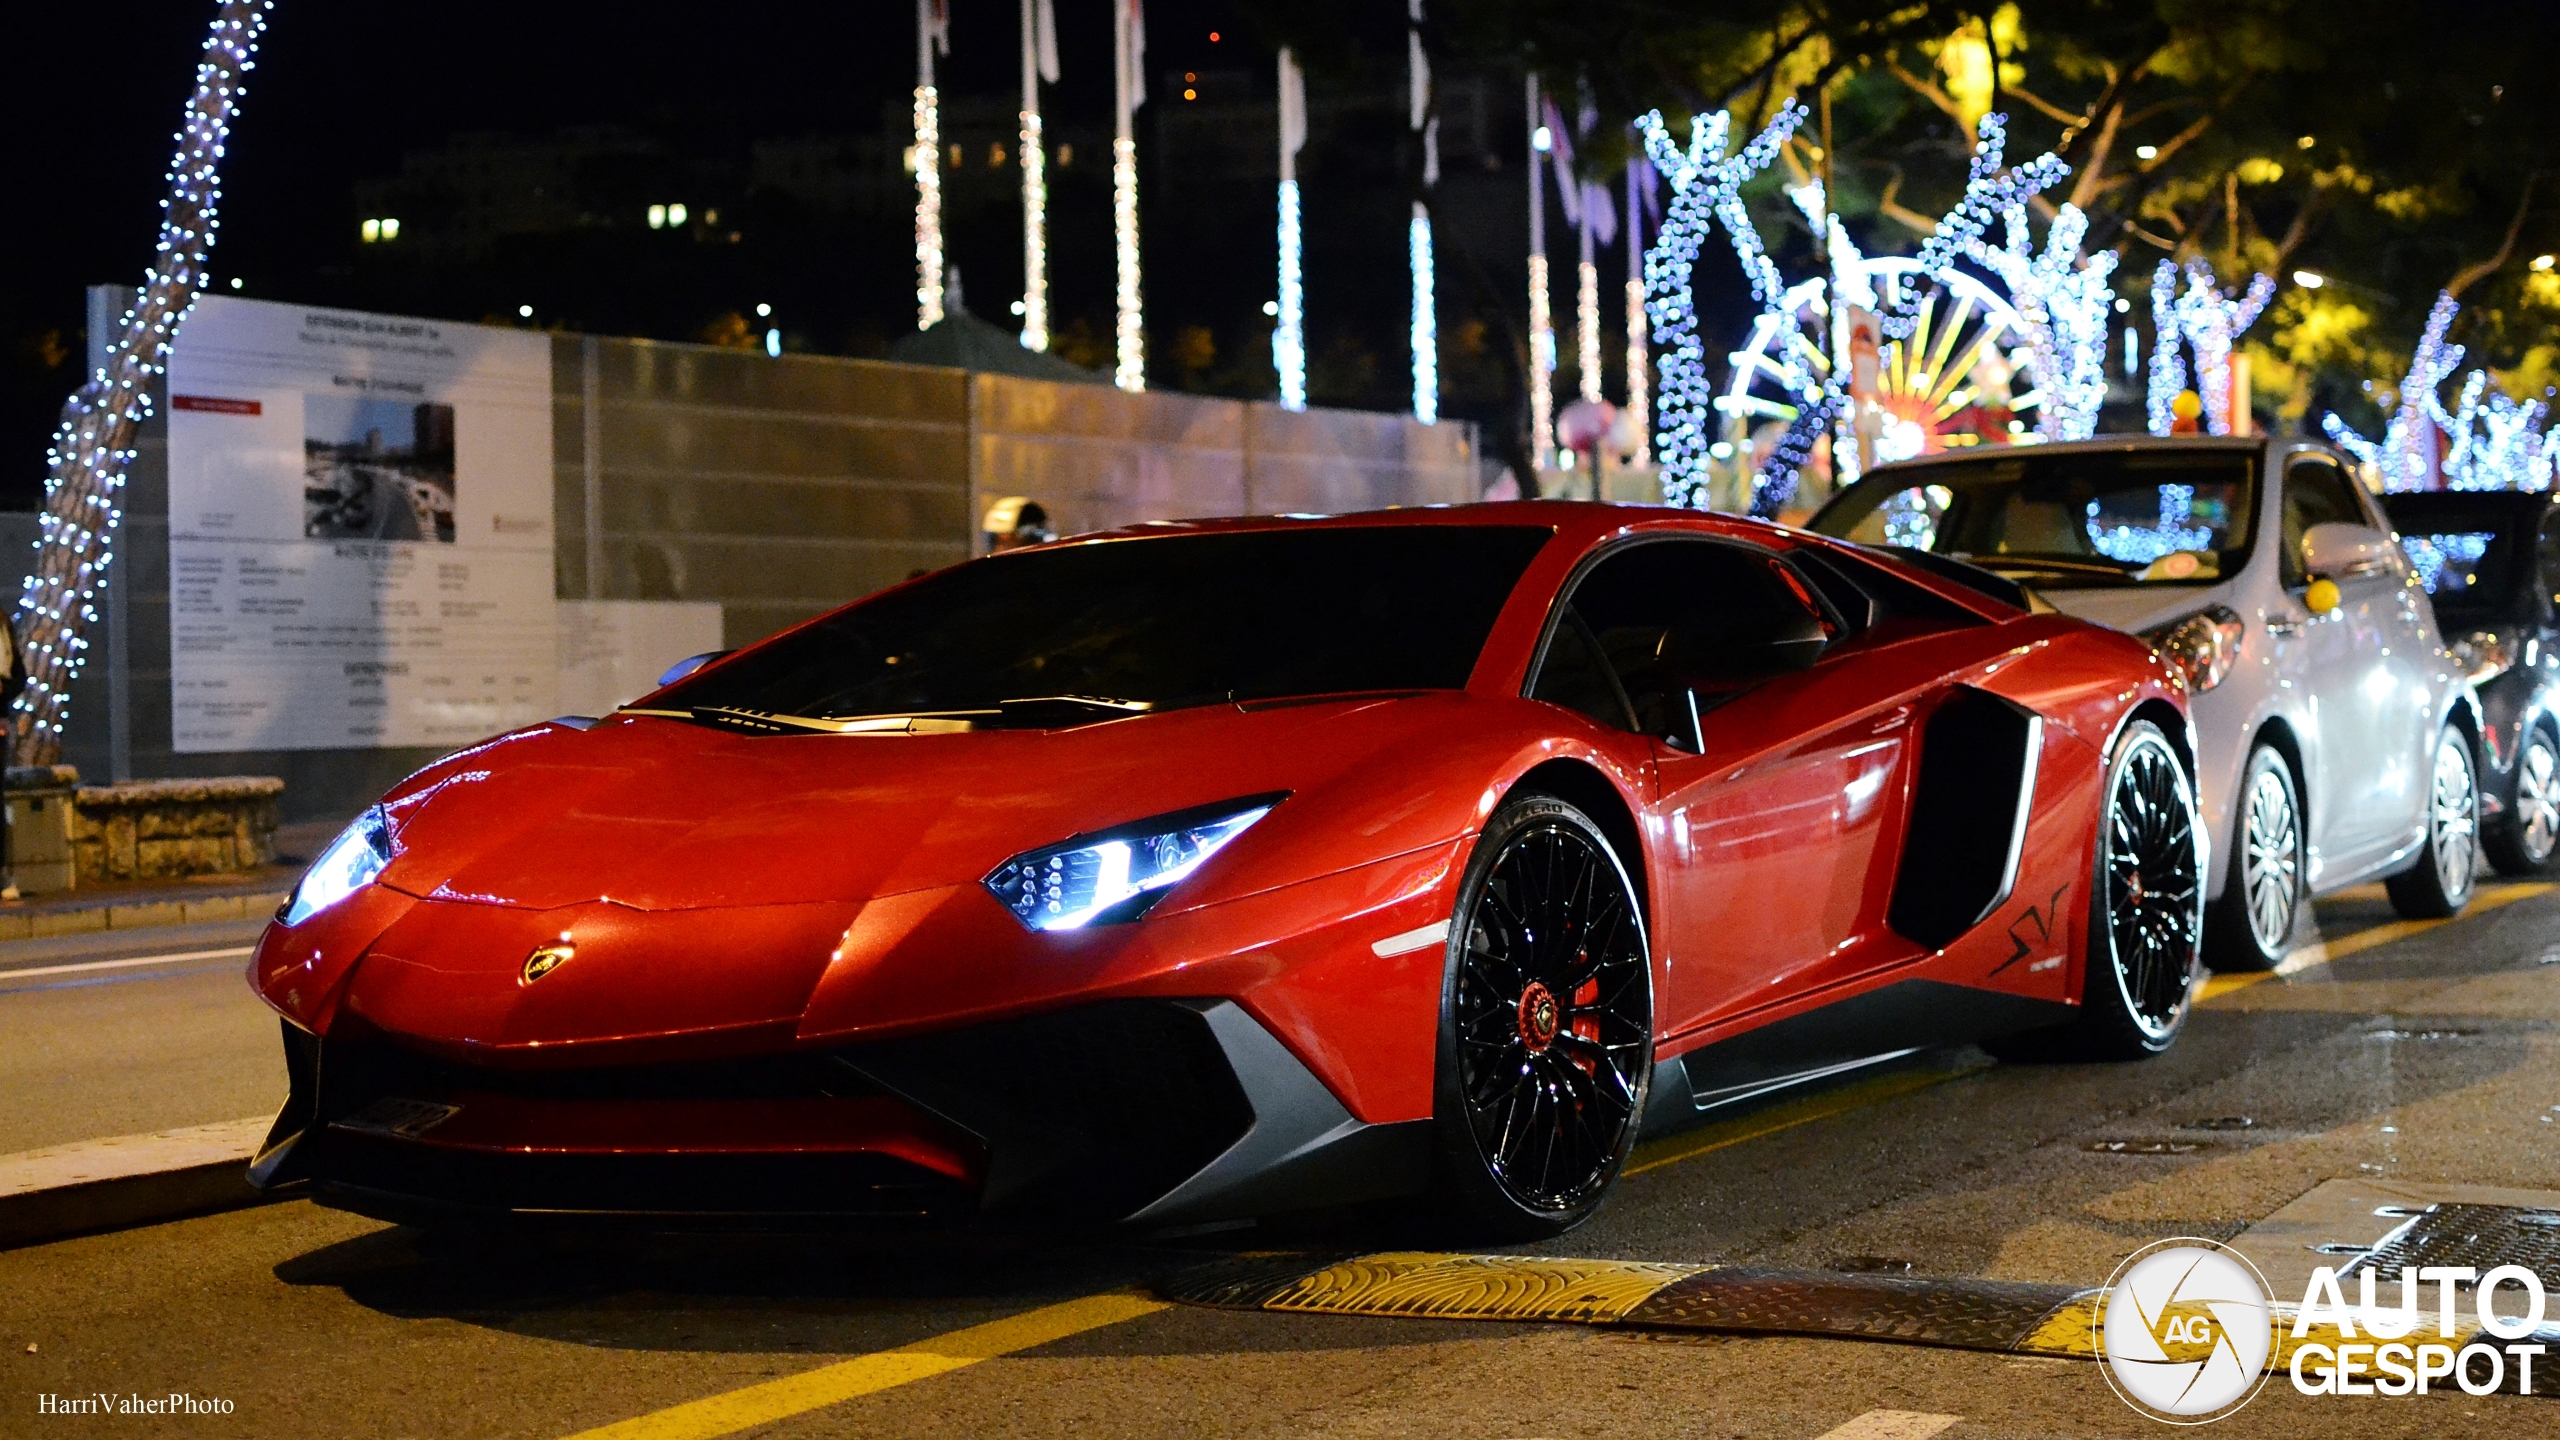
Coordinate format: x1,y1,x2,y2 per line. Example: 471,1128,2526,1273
0,1117,278,1250
0,890,287,942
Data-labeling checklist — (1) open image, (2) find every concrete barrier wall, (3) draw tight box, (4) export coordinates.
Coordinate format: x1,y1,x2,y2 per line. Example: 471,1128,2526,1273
60,328,1481,821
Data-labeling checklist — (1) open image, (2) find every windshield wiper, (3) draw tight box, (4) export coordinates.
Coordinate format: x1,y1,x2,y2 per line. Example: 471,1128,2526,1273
1954,553,2138,581
663,705,991,735
993,695,1156,724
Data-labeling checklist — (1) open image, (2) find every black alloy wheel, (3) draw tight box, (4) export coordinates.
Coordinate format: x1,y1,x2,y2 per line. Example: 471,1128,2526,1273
2204,744,2301,972
1432,792,1653,1238
2386,727,2480,919
1990,719,2202,1062
2484,723,2560,876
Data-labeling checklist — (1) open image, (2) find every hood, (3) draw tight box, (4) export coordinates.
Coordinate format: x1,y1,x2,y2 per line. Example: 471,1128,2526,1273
2034,582,2238,637
377,695,1477,913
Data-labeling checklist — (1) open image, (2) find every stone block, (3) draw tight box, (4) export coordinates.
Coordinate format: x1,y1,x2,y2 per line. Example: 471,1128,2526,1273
69,776,284,884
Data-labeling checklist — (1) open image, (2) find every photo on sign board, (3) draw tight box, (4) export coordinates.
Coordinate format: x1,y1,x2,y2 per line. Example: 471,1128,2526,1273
303,394,456,543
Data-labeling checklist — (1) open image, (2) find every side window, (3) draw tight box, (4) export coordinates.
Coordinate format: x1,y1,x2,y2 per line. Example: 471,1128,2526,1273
2281,460,2368,587
2538,509,2560,610
1528,540,1828,749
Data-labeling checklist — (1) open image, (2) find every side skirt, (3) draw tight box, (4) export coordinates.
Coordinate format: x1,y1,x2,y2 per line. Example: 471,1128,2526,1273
1641,978,2076,1136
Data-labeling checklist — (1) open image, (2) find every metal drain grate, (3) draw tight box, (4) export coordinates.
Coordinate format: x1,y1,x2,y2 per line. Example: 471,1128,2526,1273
2338,1204,2560,1282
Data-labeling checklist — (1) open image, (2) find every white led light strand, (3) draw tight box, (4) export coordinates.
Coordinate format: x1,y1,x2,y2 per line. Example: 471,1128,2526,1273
1018,0,1057,350
1111,0,1145,391
1882,114,2066,341
16,0,272,765
2326,291,2554,491
1637,102,1804,509
1275,48,1307,411
914,0,949,329
1966,201,2117,440
2147,260,2273,435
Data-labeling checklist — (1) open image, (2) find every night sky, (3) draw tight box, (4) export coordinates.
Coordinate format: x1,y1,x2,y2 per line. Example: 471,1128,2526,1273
5,0,1270,506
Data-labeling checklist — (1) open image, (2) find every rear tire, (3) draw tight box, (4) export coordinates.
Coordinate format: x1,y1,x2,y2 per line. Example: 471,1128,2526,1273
1986,720,2201,1062
1430,791,1653,1240
2204,745,2301,973
2386,728,2480,918
2482,723,2558,877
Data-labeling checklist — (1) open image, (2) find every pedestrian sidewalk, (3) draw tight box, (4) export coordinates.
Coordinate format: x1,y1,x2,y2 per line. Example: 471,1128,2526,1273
0,817,332,941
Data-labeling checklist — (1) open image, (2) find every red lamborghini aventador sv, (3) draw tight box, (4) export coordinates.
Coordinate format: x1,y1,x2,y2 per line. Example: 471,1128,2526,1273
247,503,2204,1237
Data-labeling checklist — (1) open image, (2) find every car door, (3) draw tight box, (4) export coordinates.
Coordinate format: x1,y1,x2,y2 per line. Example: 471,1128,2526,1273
2277,454,2414,867
1527,537,1946,1042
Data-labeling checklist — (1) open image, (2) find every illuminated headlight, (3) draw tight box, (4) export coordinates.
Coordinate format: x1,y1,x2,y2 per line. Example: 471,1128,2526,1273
985,795,1282,931
2143,606,2246,694
282,806,395,926
2450,629,2518,685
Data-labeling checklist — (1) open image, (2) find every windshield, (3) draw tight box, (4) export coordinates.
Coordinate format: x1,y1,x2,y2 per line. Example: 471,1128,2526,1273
647,524,1554,724
2379,494,2538,619
1811,450,2258,588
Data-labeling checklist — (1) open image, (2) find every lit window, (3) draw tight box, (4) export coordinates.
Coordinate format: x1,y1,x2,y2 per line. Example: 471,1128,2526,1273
667,202,688,226
380,218,399,240
989,142,1006,167
1056,143,1073,167
360,218,379,242
949,143,962,167
648,204,666,229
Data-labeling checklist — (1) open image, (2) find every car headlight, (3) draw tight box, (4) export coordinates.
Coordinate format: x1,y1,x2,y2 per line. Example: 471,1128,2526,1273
282,806,395,926
985,795,1282,931
2143,606,2245,694
2449,628,2518,685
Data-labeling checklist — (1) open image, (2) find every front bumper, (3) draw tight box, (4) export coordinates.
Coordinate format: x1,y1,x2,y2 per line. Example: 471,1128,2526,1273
249,998,1428,1228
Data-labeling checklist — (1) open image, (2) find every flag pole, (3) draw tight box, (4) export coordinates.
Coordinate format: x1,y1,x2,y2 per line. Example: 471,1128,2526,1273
1625,155,1651,466
1526,76,1554,472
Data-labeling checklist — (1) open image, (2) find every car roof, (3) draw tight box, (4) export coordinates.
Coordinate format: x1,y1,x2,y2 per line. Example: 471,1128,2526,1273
1855,434,2282,484
1039,500,1799,553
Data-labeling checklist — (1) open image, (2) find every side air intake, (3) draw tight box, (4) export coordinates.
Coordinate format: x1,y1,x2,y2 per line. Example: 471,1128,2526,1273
1888,686,2042,950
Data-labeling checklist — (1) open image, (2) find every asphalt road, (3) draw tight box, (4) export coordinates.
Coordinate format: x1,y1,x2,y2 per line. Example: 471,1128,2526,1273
0,920,279,1153
7,884,2560,1437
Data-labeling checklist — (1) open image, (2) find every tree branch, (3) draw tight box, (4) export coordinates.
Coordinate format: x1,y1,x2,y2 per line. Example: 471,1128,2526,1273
2446,175,2543,299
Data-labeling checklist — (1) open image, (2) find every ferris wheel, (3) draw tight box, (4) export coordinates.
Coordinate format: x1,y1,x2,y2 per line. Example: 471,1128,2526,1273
1715,257,2038,486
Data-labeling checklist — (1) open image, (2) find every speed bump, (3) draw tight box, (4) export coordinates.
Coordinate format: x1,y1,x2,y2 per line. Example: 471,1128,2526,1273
1158,1252,2106,1356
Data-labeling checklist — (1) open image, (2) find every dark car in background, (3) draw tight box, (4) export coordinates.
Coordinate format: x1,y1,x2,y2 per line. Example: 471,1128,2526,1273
2382,489,2560,874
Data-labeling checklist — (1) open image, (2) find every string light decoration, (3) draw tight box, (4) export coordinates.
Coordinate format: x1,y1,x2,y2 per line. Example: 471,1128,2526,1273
1624,156,1652,466
1017,0,1057,350
1111,0,1145,390
2325,291,2554,491
1526,77,1555,470
1880,114,2066,341
1407,0,1436,424
2146,260,2273,435
16,0,272,766
1965,201,2117,440
1637,102,1804,509
914,0,949,329
1275,48,1307,411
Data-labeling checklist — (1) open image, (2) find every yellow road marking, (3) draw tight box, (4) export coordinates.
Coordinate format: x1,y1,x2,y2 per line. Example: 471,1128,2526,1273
1625,1063,1981,1177
2198,881,2554,1002
559,1292,1168,1440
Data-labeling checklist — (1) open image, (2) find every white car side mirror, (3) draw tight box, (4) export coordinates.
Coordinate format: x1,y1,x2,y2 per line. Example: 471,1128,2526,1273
2300,522,2393,581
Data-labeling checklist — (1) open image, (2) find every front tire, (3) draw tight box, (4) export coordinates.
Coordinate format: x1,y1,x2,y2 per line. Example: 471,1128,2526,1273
2386,728,2480,918
2483,723,2558,877
1431,791,1653,1239
1988,720,2201,1062
2205,744,2303,972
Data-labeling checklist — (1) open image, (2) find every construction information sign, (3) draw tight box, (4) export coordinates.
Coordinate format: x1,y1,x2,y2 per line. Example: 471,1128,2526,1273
164,296,557,751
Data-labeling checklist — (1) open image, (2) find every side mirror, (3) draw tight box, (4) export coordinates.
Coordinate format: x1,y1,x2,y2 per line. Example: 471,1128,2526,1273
657,650,731,687
2300,522,2393,582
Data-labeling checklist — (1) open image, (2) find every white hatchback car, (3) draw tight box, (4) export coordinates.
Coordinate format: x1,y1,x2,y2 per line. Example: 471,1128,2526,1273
1814,436,2481,970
